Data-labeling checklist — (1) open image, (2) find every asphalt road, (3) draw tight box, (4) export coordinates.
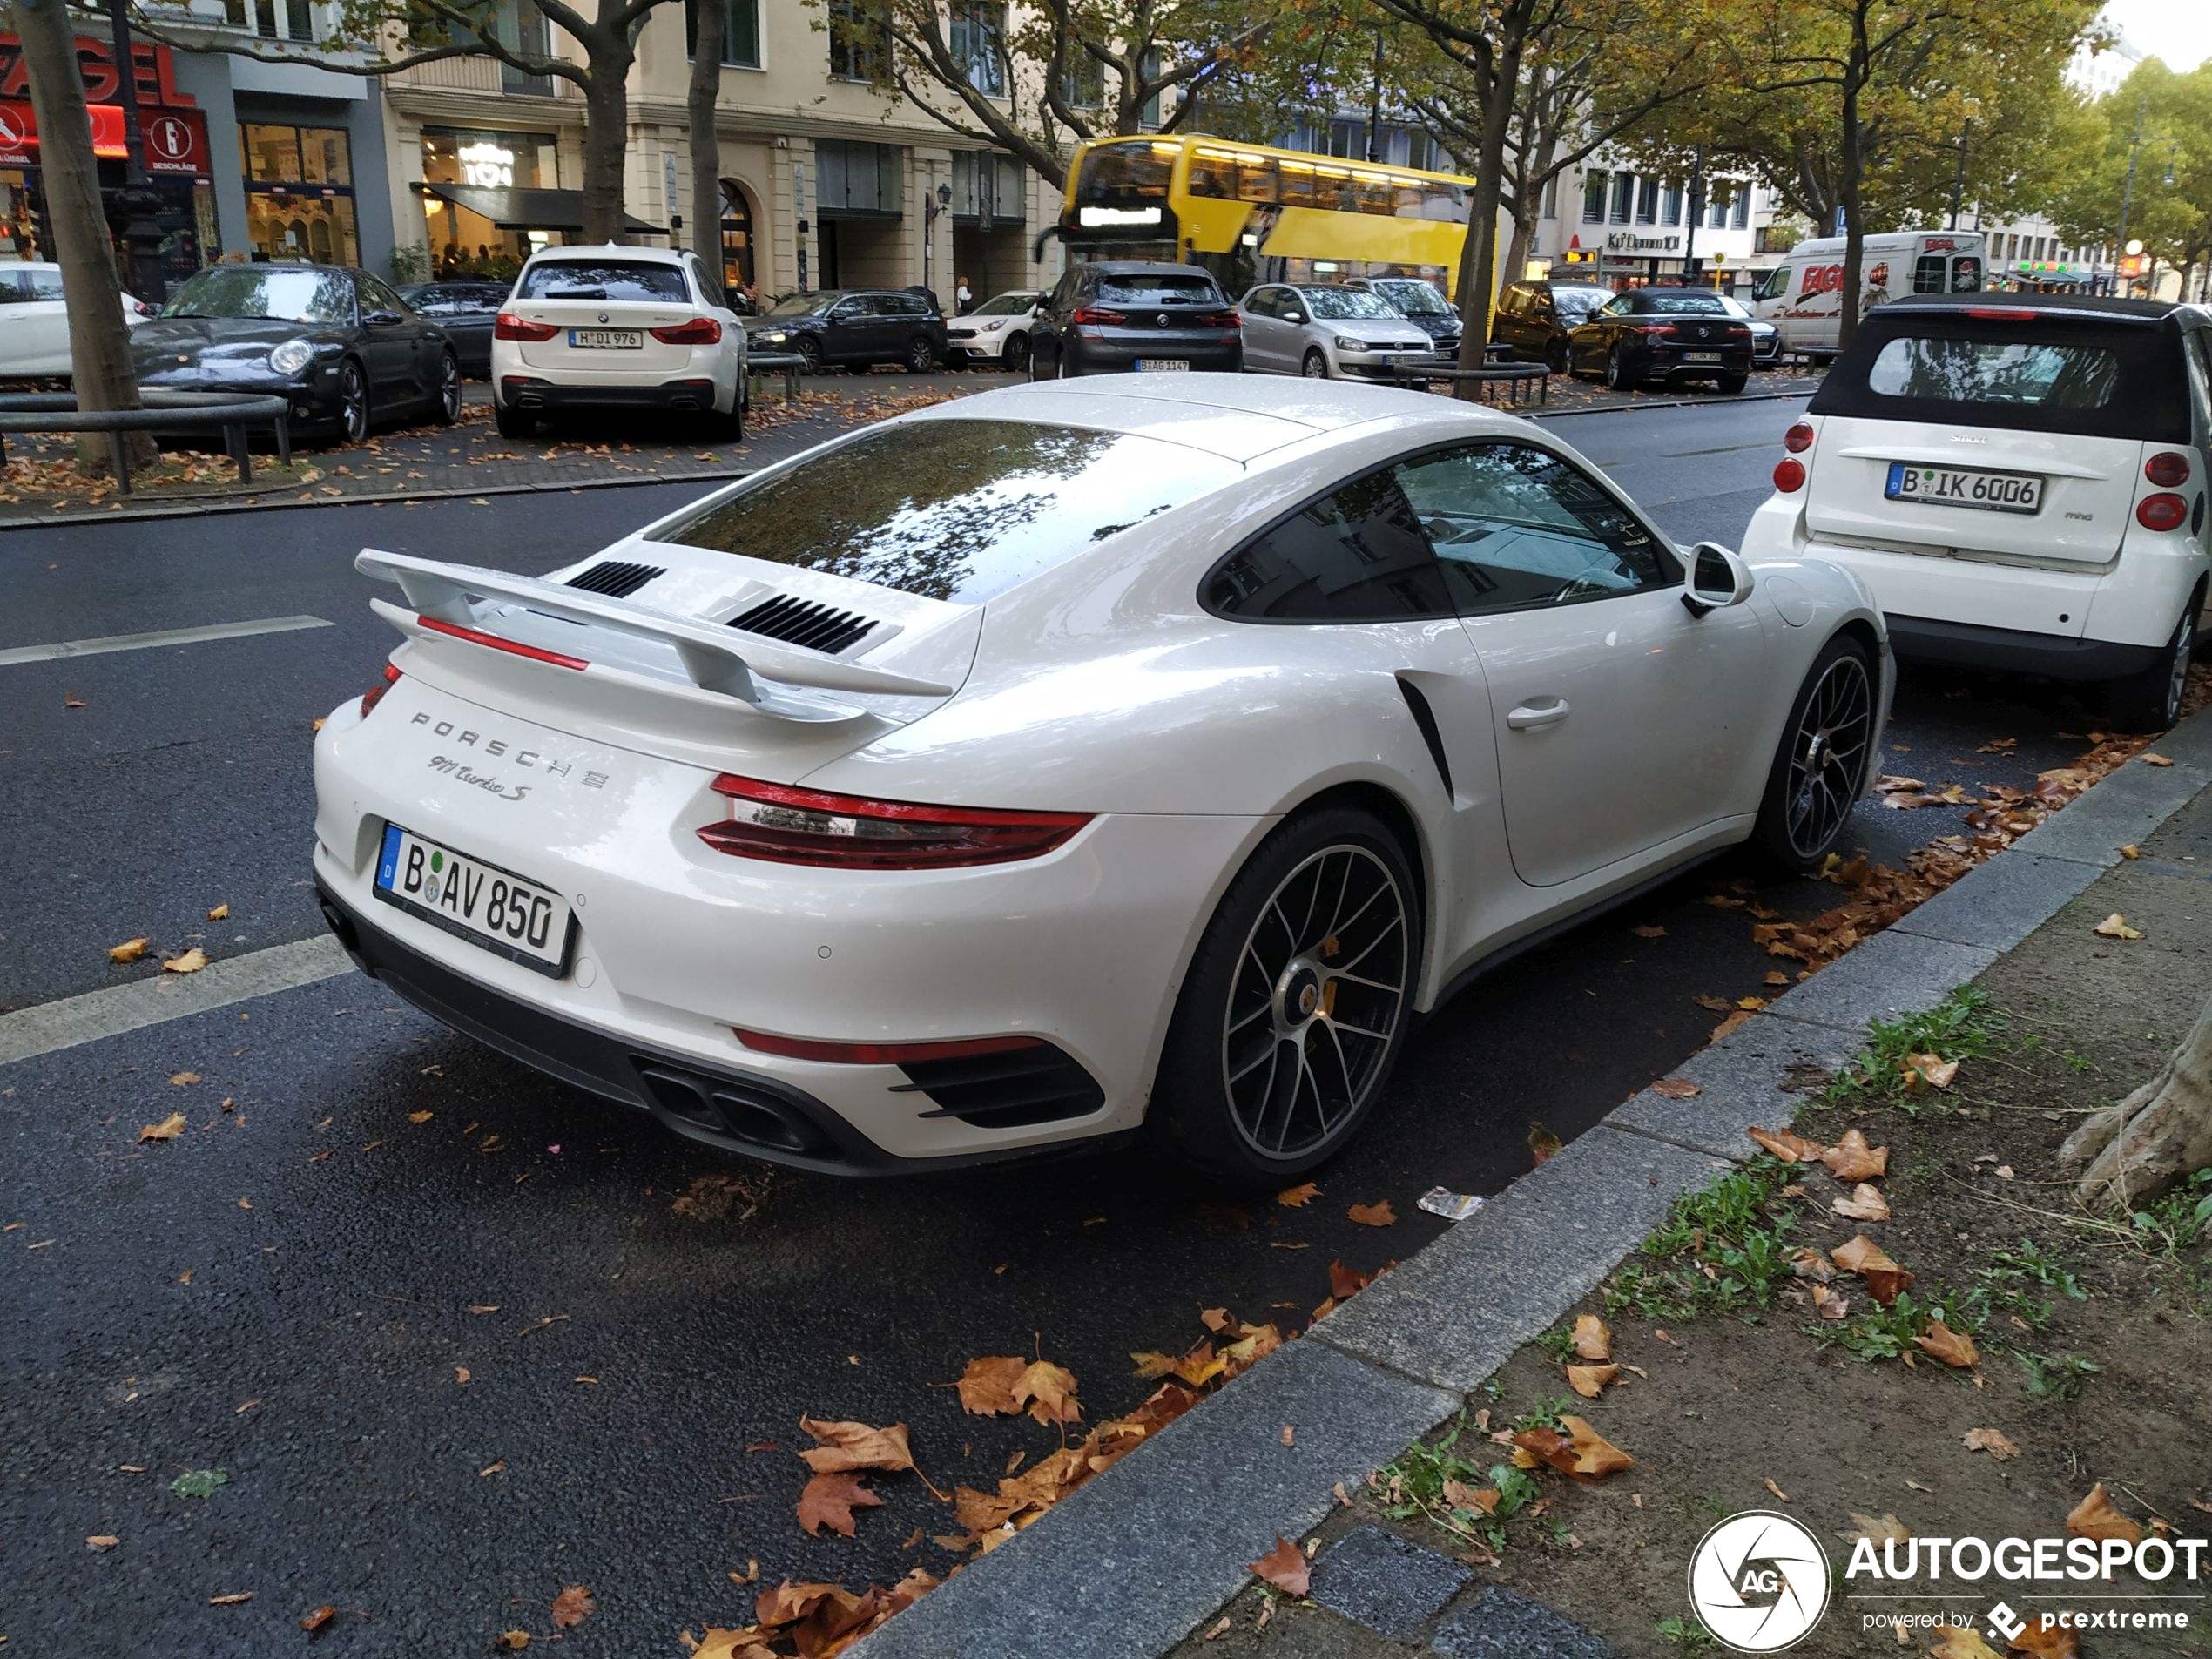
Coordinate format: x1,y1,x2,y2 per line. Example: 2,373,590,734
0,395,2121,1654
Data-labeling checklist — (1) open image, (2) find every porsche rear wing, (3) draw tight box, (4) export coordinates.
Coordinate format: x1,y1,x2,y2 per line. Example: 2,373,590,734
356,548,954,725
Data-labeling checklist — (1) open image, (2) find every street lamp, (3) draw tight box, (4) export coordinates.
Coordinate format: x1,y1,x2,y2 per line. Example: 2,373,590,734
923,179,952,296
2114,93,2176,296
102,0,167,304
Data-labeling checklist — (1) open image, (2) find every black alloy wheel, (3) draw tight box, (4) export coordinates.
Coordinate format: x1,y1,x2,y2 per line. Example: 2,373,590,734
1754,636,1875,871
338,362,370,444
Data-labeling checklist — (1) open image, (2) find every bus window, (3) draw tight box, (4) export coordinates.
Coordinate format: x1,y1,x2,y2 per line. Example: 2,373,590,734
1312,167,1352,212
1278,158,1316,208
1349,173,1395,216
1236,155,1278,204
1077,141,1173,200
1190,150,1238,199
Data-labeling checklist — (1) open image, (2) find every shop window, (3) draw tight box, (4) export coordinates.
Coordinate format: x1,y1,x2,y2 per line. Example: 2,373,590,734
240,124,301,183
951,151,1023,225
685,0,761,66
815,138,903,215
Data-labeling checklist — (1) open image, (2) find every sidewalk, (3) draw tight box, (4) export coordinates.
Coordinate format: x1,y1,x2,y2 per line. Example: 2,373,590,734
851,708,2212,1659
0,365,1819,528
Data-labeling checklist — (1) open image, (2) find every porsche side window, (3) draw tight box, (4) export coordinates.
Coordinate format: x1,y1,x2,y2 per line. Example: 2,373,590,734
1395,442,1673,614
1205,469,1454,623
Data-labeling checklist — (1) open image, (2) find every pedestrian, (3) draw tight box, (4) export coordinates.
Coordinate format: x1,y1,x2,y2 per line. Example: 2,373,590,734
954,273,974,313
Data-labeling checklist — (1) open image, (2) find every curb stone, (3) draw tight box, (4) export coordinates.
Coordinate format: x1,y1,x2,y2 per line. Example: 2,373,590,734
853,700,2212,1659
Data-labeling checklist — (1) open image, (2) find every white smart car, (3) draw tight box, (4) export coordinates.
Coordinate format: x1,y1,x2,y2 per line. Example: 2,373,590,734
490,245,745,439
1743,293,2211,730
313,377,1886,1182
944,290,1042,373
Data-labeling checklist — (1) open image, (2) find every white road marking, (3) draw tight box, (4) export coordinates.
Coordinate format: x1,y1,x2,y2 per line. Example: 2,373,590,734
0,936,354,1067
0,614,334,667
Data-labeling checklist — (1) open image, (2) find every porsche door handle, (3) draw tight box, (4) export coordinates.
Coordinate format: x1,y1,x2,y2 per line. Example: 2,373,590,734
1507,698,1571,731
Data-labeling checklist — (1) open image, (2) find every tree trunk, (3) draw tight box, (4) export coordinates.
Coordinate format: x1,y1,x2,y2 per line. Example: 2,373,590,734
579,46,635,244
2063,990,2212,1211
1834,23,1867,352
685,0,725,303
9,0,155,473
1450,16,1527,398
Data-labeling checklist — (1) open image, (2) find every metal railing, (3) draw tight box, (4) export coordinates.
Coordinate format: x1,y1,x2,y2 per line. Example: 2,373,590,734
0,390,292,492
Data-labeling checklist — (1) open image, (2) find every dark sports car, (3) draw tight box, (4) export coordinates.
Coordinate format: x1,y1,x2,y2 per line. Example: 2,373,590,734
400,280,509,377
1565,287,1754,393
133,265,461,444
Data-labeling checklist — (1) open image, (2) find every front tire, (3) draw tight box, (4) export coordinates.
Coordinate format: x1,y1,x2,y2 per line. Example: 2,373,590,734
794,336,824,374
2107,591,2200,732
1752,635,1877,872
1546,338,1568,374
1301,347,1329,379
1148,807,1420,1184
1716,371,1749,395
338,361,370,444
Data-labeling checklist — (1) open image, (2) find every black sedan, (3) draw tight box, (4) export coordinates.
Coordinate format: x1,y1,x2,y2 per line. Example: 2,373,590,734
400,280,509,376
133,265,461,444
1565,287,1753,393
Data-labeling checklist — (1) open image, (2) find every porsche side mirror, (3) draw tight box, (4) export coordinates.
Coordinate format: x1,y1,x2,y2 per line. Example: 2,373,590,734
364,309,405,327
1682,542,1753,617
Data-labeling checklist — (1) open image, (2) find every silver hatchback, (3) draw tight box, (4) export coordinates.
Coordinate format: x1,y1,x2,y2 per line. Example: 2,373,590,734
1238,284,1439,380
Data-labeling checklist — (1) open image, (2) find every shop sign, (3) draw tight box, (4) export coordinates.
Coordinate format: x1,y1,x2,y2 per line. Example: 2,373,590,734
0,34,198,109
0,98,210,175
458,140,514,188
1605,231,1681,253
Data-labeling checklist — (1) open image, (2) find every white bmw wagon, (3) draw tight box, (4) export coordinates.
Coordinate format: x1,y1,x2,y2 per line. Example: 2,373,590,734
314,377,1886,1181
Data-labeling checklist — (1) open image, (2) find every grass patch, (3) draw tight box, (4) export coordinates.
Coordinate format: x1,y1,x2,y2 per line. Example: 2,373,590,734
1824,987,2006,1114
1605,1160,1799,1322
1374,1412,1547,1552
1656,1615,1721,1654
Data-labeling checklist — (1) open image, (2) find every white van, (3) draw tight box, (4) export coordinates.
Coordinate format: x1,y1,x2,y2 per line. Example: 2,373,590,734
1750,231,1986,361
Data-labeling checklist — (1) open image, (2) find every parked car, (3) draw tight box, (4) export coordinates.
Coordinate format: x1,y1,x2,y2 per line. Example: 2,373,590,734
0,261,155,379
944,290,1044,372
1566,287,1755,393
1750,229,1986,363
743,289,946,374
1491,279,1615,372
1339,275,1463,359
400,280,509,377
1238,284,1437,380
1743,292,2212,731
133,263,459,444
314,375,1885,1184
1028,262,1241,378
1715,293,1780,365
493,246,745,439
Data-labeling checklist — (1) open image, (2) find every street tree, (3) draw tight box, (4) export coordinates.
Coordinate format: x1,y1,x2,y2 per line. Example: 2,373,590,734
687,0,726,301
10,0,155,472
2050,59,2212,299
2063,992,2212,1211
815,0,1285,191
122,0,671,244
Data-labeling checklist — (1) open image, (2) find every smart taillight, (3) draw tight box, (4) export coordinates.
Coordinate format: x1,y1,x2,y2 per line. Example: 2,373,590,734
697,776,1090,869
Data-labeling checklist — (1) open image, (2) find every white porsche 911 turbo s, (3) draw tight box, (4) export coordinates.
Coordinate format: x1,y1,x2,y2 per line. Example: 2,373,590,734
312,376,1888,1183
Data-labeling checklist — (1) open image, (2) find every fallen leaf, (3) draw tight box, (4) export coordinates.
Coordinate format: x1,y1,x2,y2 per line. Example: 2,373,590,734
1566,1364,1617,1399
2119,844,2141,860
1845,1513,1911,1548
407,1110,434,1124
1810,1282,1850,1321
1204,1616,1231,1642
1010,1360,1082,1426
107,937,150,963
86,1534,118,1548
300,1604,335,1632
799,1416,920,1471
206,904,229,921
138,1113,187,1143
550,1585,594,1629
1652,1078,1703,1099
496,1632,531,1651
478,1460,506,1477
1514,1415,1634,1481
1694,993,1733,1012
1832,1184,1892,1222
1710,1007,1757,1042
1631,924,1668,938
162,948,209,974
2141,752,2174,766
1573,1314,1612,1361
65,691,85,708
1276,1182,1320,1207
1902,1052,1960,1091
1247,1536,1310,1597
797,1470,883,1537
1748,1126,1825,1163
2093,913,2143,940
1443,1477,1501,1514
1963,1428,2021,1461
2066,1483,2141,1544
1527,1122,1562,1164
1820,1129,1890,1182
1764,970,1791,987
955,1356,1027,1416
1764,1477,1791,1502
1929,1628,2005,1659
2008,1615,2081,1657
1346,1200,1396,1228
208,1592,253,1606
1789,1247,1834,1282
1831,1235,1914,1305
1914,1321,1979,1368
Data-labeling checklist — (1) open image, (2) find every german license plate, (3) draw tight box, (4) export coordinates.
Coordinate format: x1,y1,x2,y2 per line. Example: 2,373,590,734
1135,358,1190,372
569,328,642,349
1683,351,1723,363
374,824,571,974
1885,462,2043,515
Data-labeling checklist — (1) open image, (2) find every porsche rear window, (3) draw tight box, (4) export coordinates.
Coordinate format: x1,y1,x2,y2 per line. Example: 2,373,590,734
651,419,1238,604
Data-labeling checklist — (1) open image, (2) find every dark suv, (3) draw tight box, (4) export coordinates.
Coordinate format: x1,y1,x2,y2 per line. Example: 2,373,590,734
744,288,947,373
1491,279,1615,371
1028,262,1242,378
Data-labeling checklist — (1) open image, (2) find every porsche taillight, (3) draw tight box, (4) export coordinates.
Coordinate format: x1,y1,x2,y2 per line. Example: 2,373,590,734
360,662,401,718
697,775,1090,869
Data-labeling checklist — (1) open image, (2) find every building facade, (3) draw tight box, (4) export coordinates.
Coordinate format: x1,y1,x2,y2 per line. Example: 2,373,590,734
1533,157,1775,293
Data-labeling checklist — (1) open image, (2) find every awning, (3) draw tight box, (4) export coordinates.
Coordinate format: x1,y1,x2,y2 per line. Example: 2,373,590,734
416,182,663,235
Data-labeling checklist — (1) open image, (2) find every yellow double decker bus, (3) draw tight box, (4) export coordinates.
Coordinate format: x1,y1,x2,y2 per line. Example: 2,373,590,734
1050,134,1475,300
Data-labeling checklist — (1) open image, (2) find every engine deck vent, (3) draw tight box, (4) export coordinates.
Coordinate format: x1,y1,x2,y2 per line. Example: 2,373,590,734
565,560,665,598
728,594,878,656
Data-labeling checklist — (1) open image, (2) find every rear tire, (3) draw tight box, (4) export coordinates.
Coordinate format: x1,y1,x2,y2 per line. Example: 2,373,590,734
2107,593,2200,733
1147,806,1420,1184
906,334,937,373
1752,634,1877,873
494,400,535,440
1001,333,1029,374
1606,342,1635,392
704,395,745,443
1301,348,1329,379
432,350,462,425
1716,371,1749,395
1545,339,1568,374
